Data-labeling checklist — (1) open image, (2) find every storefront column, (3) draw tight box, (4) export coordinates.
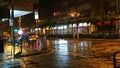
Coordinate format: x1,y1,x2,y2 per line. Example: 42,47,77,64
72,24,75,38
77,23,79,38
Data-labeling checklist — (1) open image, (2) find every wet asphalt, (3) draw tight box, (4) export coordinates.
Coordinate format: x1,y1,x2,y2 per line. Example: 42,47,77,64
2,38,120,68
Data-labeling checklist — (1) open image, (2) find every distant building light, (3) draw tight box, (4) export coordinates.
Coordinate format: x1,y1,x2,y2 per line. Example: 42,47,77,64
2,19,5,21
54,26,58,29
58,26,61,29
38,28,41,30
1,18,8,21
53,12,60,16
35,28,39,31
63,25,67,29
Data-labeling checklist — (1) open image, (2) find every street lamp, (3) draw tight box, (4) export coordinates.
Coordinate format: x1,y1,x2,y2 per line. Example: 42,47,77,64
18,29,23,54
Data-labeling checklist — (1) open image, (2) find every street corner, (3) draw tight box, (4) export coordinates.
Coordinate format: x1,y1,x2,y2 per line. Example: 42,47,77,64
1,60,21,68
18,46,53,57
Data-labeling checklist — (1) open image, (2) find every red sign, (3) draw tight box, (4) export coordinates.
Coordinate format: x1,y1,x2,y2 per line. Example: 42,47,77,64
104,21,110,25
97,22,102,26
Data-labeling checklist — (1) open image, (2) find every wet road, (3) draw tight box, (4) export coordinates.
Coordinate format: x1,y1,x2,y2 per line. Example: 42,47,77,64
4,38,120,68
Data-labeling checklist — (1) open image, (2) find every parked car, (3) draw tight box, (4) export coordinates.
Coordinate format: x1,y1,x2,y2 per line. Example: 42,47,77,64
29,34,38,41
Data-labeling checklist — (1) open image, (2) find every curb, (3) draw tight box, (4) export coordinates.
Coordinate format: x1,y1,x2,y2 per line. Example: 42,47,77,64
15,48,53,58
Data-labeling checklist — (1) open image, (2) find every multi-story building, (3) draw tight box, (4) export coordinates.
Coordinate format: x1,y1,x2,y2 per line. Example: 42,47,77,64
37,0,120,38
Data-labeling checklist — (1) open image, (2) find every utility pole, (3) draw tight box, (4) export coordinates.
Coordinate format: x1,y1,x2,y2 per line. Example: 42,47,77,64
10,0,15,58
18,16,22,29
18,16,23,54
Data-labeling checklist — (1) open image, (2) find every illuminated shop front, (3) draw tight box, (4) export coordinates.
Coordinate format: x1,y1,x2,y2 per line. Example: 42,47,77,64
54,26,58,35
72,24,77,35
45,27,49,35
58,25,62,35
58,25,68,35
53,25,68,35
78,22,91,35
63,25,68,35
96,20,117,35
49,27,54,35
68,24,72,35
41,22,92,36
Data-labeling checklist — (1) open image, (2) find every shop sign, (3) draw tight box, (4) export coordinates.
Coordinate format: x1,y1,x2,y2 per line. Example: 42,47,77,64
104,21,110,25
97,22,102,26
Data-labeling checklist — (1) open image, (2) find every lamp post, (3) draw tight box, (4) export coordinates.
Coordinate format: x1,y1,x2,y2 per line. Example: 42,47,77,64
18,29,23,54
18,16,22,29
9,0,15,58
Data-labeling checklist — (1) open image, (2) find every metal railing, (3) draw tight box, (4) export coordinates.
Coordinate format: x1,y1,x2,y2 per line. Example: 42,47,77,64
113,51,120,68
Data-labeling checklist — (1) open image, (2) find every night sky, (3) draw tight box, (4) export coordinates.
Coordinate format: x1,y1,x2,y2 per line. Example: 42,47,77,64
39,0,56,8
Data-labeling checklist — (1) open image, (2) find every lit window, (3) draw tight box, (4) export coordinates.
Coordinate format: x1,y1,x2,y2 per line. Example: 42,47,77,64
83,22,87,26
69,24,72,27
54,26,58,29
64,25,67,29
78,23,83,27
73,24,77,27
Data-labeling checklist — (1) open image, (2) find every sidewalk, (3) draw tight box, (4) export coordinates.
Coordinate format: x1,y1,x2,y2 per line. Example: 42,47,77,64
0,43,52,68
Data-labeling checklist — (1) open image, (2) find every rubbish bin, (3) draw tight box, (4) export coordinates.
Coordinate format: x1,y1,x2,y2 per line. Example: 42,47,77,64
0,39,4,53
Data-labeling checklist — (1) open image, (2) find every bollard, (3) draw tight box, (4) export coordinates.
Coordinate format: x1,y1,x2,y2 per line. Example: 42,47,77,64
0,39,4,53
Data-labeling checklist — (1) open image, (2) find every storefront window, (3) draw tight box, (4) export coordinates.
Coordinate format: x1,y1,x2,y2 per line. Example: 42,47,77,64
78,22,91,34
83,22,87,26
78,23,83,27
73,24,77,27
63,25,67,29
73,23,77,34
69,24,72,27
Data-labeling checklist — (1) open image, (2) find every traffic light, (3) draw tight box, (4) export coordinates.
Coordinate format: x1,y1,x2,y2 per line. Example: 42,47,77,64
14,29,18,32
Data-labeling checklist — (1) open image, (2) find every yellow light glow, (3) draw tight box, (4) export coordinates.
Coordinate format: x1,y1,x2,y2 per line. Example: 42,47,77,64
46,27,49,30
68,11,80,17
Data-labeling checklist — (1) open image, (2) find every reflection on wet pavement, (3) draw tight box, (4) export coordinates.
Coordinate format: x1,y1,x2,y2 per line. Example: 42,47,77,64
6,38,120,68
54,39,92,58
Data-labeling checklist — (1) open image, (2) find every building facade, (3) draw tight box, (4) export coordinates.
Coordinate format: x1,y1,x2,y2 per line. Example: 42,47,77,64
35,0,120,38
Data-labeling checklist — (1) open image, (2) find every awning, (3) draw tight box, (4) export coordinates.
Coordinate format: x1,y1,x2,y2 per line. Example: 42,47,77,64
0,10,32,22
13,10,32,18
